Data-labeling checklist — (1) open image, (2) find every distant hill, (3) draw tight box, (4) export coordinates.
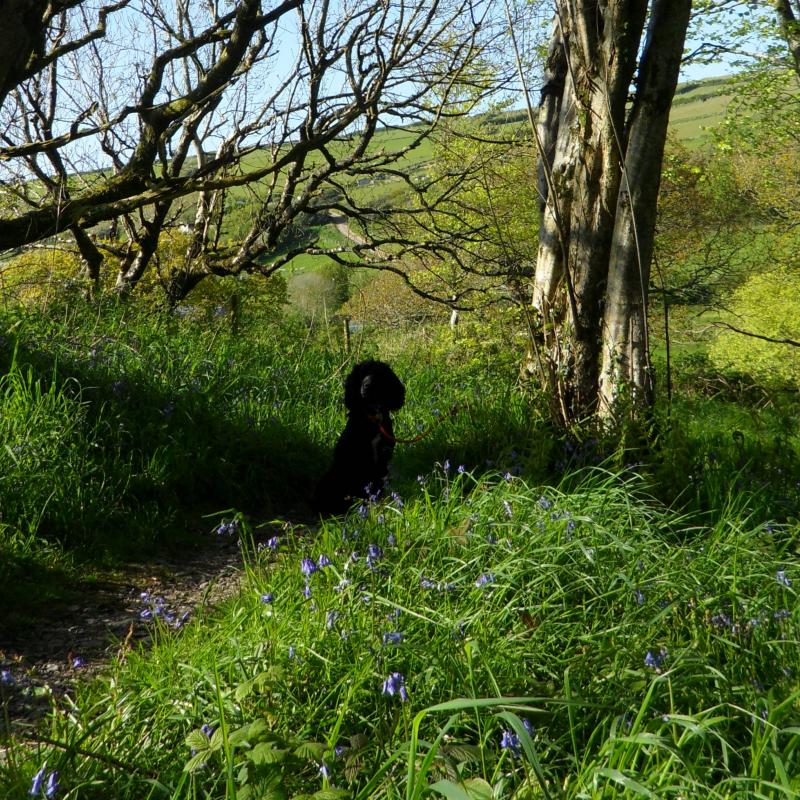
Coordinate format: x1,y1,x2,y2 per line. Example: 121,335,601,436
669,75,735,148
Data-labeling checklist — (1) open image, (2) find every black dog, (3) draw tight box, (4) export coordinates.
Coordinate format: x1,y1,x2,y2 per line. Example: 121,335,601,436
312,360,405,515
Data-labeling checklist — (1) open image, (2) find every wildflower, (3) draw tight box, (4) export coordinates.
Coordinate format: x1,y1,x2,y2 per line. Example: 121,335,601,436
499,729,521,757
334,579,351,592
382,631,403,646
773,609,791,620
382,672,408,701
502,471,513,482
358,504,369,519
45,772,59,799
288,646,296,660
475,572,495,588
334,744,347,759
538,496,552,510
300,557,318,577
457,464,466,474
215,519,239,536
318,554,332,569
302,584,312,599
634,588,645,606
387,608,402,621
266,536,280,551
326,611,341,630
71,656,85,669
200,723,215,738
776,570,792,588
387,533,396,547
319,763,331,780
391,491,404,508
260,593,274,604
1,669,15,686
30,767,47,796
644,648,668,671
366,543,384,568
503,500,513,518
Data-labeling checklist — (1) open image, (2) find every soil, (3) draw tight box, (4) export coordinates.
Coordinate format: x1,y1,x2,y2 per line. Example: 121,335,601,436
0,518,311,732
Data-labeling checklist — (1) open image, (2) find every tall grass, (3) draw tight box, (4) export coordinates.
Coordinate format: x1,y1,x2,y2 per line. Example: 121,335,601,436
2,298,800,798
2,469,798,798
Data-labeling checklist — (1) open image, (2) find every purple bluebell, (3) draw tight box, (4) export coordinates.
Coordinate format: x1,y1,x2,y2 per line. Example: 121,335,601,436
319,763,331,780
1,669,15,686
382,631,403,645
475,572,495,588
326,611,341,630
391,492,404,508
72,657,85,669
499,729,521,757
776,570,792,588
503,500,513,518
457,464,466,474
538,496,552,511
387,533,396,547
302,583,312,599
266,536,280,551
301,557,318,577
260,593,274,604
201,723,215,738
44,771,59,799
644,648,668,670
29,767,47,796
634,588,645,605
318,554,332,569
382,672,408,701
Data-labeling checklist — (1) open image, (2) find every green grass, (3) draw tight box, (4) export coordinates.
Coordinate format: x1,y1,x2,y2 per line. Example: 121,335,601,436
1,299,800,798
2,469,798,798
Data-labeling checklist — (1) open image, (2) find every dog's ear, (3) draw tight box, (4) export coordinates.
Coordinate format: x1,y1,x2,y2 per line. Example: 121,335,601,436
343,362,369,410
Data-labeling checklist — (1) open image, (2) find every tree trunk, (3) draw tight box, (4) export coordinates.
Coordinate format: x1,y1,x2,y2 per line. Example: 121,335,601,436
530,0,690,427
598,0,691,419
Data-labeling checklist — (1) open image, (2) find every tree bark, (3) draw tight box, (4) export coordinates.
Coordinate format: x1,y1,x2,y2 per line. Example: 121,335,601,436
531,0,648,423
598,0,692,419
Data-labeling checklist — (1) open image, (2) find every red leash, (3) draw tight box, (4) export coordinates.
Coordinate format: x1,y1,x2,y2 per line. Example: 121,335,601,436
372,404,460,445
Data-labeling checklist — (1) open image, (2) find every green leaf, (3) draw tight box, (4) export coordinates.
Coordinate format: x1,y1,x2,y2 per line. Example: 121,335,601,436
312,790,351,800
294,741,328,761
184,752,210,773
247,743,288,765
594,768,656,798
185,730,211,752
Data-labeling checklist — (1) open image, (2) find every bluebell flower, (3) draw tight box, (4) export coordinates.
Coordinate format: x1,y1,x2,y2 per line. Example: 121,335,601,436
29,766,47,796
44,771,59,799
260,593,274,604
773,609,791,620
503,500,513,518
382,631,403,645
387,608,402,621
319,763,331,780
1,669,15,686
301,557,318,577
443,459,451,474
326,611,341,630
644,648,667,671
503,471,513,482
457,464,466,474
475,572,495,588
200,723,215,738
538,496,552,510
634,588,645,606
303,583,312,599
382,672,408,701
391,492,404,508
318,554,332,569
215,519,239,537
358,503,369,519
776,570,792,588
499,729,521,757
523,719,535,737
266,536,280,551
334,744,347,759
72,656,85,669
335,579,351,592
387,533,396,547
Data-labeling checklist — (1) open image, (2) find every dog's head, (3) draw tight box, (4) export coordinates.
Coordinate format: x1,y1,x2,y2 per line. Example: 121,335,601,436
343,360,405,415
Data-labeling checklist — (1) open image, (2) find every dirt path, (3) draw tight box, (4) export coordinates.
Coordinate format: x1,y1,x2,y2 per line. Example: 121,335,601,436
0,521,304,730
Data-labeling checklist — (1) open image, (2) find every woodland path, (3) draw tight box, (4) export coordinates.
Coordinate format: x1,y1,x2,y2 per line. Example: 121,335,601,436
0,518,307,731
